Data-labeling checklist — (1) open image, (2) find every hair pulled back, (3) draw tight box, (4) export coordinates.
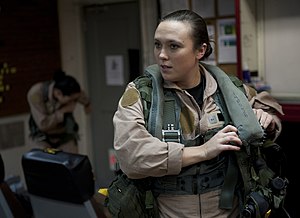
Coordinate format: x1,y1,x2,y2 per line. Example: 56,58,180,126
161,10,213,60
53,70,81,96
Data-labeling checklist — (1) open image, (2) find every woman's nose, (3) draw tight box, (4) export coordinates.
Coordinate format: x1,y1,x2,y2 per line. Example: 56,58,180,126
159,48,168,60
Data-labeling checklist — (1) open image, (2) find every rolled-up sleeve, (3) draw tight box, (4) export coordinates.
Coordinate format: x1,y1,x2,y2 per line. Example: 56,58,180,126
244,85,284,139
113,82,184,179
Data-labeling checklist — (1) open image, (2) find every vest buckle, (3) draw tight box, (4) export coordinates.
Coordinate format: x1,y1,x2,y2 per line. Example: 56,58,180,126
162,124,181,143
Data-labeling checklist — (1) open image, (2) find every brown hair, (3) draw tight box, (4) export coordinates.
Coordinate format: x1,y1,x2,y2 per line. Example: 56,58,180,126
160,10,213,60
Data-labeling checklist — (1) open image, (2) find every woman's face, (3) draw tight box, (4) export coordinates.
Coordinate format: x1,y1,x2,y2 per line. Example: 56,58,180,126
54,89,81,105
154,20,206,89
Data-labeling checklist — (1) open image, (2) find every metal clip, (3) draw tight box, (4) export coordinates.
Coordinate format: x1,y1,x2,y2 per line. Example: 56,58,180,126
162,124,181,143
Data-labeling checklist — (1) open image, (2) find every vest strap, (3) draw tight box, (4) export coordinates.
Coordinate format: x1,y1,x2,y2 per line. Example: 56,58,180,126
162,94,181,143
145,65,164,140
219,154,239,209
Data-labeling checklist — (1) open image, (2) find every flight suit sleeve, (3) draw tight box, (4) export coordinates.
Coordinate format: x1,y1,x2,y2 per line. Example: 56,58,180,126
113,82,184,179
27,83,65,134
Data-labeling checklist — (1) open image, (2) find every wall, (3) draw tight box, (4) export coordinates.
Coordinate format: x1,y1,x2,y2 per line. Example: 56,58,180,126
0,0,62,184
263,0,300,101
57,0,92,157
240,0,258,72
0,0,61,117
0,0,157,186
0,0,94,184
241,0,300,102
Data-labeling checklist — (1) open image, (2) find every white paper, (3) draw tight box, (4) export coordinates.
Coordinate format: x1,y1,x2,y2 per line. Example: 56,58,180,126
217,18,237,64
105,55,124,86
218,37,237,63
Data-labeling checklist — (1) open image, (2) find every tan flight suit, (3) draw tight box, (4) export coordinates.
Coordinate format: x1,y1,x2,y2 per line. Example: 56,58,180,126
113,65,283,217
27,81,90,153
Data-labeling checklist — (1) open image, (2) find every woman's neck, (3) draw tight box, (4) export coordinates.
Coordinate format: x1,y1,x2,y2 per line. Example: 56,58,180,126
179,68,202,90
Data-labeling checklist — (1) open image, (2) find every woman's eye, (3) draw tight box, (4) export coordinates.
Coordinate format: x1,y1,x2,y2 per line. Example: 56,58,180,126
170,44,179,50
154,42,161,49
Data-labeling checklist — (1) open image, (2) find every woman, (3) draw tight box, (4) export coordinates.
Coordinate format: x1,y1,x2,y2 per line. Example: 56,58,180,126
27,70,91,153
113,10,283,217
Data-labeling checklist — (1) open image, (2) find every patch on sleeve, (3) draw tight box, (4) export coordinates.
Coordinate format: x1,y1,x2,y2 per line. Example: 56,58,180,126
121,88,139,107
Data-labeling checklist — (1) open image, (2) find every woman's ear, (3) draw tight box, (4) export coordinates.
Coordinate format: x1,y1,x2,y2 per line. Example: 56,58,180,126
196,43,207,60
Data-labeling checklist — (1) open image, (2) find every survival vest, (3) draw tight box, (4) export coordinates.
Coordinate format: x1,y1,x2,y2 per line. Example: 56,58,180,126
132,63,290,218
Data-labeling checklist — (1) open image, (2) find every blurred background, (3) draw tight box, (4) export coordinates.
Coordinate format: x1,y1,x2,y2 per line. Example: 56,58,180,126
0,0,299,217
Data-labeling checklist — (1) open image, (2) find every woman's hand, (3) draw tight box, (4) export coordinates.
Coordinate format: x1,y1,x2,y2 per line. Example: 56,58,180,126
200,125,242,161
252,108,276,132
182,125,241,167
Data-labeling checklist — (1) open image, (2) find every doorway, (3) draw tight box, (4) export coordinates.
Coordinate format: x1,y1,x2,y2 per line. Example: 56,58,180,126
83,1,141,187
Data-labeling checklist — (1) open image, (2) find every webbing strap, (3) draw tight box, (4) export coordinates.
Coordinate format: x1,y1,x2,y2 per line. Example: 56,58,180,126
145,65,180,143
162,96,181,143
214,85,239,209
145,190,155,209
163,98,177,130
219,154,239,209
145,65,164,140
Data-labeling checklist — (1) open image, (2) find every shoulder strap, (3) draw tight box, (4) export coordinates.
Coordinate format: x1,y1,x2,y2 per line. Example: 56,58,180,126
212,76,242,209
228,74,246,95
134,66,180,142
200,62,264,148
134,64,166,140
144,64,165,140
133,75,152,128
214,75,246,124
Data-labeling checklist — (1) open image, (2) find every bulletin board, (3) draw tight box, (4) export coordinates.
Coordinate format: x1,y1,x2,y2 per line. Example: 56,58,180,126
0,0,61,117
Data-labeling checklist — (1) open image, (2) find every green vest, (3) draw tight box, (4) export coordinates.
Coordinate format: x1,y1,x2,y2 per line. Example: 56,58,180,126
134,64,243,204
133,63,289,217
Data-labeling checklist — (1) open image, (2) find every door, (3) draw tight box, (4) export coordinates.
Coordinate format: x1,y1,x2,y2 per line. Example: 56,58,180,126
83,1,141,187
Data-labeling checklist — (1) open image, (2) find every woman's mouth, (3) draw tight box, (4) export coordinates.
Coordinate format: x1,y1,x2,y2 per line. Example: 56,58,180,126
160,65,172,72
